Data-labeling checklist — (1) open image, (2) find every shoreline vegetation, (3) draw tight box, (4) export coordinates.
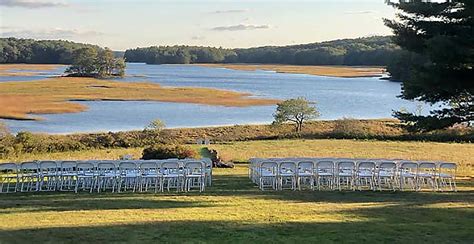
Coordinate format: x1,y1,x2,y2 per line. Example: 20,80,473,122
196,64,386,78
0,64,63,76
0,76,279,120
1,119,472,176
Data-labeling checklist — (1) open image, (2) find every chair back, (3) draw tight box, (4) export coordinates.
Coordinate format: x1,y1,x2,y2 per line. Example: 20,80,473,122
185,161,205,176
20,161,38,173
76,162,95,176
39,161,58,174
279,161,296,175
316,160,335,175
297,161,314,175
0,163,18,174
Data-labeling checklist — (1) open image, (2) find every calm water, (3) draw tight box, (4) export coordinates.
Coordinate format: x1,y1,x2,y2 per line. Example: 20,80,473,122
2,63,426,134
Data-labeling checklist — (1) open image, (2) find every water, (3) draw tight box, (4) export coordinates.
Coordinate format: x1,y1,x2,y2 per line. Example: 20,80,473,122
2,63,426,134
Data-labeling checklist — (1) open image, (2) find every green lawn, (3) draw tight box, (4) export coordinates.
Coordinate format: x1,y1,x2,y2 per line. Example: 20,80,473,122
1,139,473,243
0,164,473,243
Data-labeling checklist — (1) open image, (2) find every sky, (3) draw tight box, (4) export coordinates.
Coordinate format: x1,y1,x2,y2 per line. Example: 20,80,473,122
0,0,398,50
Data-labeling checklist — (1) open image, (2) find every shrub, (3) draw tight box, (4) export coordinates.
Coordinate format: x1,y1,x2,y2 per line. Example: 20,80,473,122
142,144,197,160
332,118,370,139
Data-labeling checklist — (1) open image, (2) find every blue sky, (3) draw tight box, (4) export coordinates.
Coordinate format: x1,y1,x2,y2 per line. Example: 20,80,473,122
0,0,397,50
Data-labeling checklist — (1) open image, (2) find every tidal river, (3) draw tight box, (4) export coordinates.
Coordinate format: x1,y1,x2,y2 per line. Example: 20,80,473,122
2,63,426,134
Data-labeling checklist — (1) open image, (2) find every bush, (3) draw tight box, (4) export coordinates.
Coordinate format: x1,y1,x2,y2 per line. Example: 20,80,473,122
332,118,370,139
142,144,197,160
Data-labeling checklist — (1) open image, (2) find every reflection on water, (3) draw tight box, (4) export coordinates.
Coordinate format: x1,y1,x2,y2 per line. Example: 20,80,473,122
3,63,427,134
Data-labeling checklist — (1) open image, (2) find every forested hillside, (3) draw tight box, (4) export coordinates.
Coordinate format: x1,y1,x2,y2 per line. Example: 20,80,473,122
124,36,400,66
0,38,100,64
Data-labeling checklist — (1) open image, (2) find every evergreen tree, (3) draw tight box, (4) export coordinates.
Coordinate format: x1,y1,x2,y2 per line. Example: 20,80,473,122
385,0,473,131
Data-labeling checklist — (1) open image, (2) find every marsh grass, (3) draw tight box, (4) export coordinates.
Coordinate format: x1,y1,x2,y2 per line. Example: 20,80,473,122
0,76,278,120
0,164,472,243
197,64,386,78
0,64,62,77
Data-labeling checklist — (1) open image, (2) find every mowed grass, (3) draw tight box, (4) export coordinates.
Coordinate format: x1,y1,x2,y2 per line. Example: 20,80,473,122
197,64,386,78
0,76,278,120
0,165,472,243
0,139,473,242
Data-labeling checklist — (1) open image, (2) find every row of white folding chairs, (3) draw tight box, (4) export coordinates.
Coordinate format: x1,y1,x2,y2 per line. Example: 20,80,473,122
249,158,457,192
0,159,211,194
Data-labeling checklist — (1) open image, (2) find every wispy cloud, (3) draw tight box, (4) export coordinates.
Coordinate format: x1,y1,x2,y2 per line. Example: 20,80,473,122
344,10,378,15
210,9,247,14
0,0,68,8
211,24,270,31
1,28,105,39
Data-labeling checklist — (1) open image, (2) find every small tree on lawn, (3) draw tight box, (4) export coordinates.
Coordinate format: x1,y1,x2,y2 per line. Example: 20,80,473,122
273,97,320,133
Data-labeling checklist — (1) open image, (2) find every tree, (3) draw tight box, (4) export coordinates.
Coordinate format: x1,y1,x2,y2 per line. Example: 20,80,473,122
385,0,473,131
0,122,9,139
146,119,166,131
273,97,320,133
65,47,126,78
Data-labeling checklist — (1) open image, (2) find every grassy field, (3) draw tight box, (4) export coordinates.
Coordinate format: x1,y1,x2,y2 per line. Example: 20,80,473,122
0,76,278,120
0,139,473,242
0,164,472,243
197,64,386,78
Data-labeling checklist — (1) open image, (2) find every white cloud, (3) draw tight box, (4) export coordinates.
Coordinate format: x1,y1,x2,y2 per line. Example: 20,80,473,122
211,24,270,31
1,28,105,39
0,0,69,8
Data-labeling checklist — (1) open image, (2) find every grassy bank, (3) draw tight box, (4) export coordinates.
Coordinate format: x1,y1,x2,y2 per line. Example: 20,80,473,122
197,64,386,78
0,164,472,243
1,119,472,161
0,76,278,120
0,64,62,77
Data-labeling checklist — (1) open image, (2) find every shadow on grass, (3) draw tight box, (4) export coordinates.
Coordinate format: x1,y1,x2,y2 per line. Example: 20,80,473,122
0,193,212,214
202,173,474,205
0,203,473,243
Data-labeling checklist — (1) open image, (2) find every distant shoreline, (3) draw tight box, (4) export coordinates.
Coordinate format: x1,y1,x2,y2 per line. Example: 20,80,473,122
194,63,386,78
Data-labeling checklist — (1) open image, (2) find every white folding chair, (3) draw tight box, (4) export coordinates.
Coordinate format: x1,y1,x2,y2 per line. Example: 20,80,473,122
184,161,206,192
355,161,376,191
139,161,162,193
297,161,314,190
202,158,213,186
59,161,77,191
19,162,39,192
376,161,397,191
438,162,457,192
162,161,184,192
39,161,59,191
96,162,118,193
399,161,418,191
417,162,437,191
75,162,96,193
315,160,335,190
118,162,139,192
259,161,278,191
335,161,356,191
278,161,297,190
0,163,18,193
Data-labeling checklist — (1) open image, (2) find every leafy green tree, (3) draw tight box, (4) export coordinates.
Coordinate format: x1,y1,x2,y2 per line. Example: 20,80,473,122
273,97,320,133
65,47,125,78
146,119,166,131
385,0,473,131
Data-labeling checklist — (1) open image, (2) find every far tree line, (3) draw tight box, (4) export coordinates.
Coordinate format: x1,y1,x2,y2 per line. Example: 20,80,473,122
124,36,401,66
